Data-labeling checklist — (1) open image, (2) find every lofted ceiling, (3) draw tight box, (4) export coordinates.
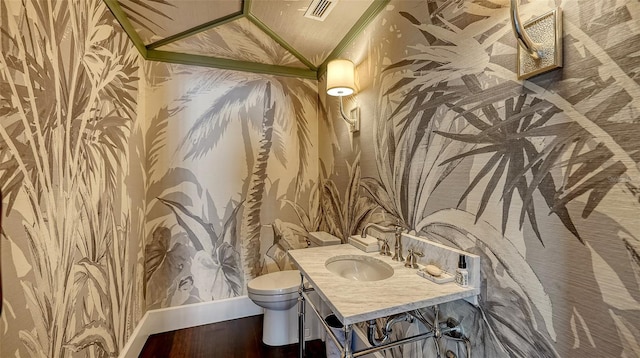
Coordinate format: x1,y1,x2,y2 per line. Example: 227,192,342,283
105,0,389,80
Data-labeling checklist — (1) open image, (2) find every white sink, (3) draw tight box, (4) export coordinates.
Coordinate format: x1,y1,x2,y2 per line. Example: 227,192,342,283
325,255,394,281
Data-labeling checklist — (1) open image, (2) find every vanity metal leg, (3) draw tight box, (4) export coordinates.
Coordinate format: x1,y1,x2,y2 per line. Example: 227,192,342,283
343,324,353,358
298,274,306,358
433,305,441,358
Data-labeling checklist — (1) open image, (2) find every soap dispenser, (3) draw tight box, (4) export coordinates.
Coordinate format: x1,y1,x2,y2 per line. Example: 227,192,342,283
455,254,469,287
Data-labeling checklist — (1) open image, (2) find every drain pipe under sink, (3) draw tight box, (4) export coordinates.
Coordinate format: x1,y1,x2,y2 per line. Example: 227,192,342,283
367,312,414,346
365,307,472,358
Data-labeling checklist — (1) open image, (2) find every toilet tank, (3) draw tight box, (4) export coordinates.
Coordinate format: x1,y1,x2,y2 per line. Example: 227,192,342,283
307,231,341,247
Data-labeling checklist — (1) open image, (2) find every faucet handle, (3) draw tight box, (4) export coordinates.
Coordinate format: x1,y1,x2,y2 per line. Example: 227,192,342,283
404,248,424,268
377,238,391,256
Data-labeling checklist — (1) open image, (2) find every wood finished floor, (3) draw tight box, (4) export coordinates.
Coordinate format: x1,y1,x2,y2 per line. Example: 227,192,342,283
139,315,327,358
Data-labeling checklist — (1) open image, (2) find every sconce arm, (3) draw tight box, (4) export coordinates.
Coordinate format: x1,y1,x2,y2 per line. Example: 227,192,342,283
339,96,360,133
510,0,542,60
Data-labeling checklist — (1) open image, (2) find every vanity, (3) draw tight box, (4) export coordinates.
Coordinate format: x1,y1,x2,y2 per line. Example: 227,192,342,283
288,231,480,358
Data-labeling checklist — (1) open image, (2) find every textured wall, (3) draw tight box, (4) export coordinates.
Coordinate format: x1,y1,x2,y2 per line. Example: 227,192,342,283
0,0,145,357
319,0,640,357
2,0,638,356
0,1,322,355
142,62,320,309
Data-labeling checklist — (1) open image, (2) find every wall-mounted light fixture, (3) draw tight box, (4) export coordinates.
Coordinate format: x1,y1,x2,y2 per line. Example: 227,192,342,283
510,0,562,80
326,59,360,133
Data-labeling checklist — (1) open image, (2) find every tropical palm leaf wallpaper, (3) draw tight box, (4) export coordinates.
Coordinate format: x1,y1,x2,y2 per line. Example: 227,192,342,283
0,0,145,356
1,0,639,357
142,62,319,305
320,0,640,356
1,0,322,355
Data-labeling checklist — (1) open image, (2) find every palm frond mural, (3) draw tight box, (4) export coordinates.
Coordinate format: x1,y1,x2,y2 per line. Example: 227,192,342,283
361,7,521,231
265,219,310,271
283,182,321,236
321,0,640,356
382,2,640,246
435,78,634,245
416,210,559,357
141,50,319,300
434,77,577,244
172,72,316,283
320,155,379,242
240,83,277,280
180,74,315,187
159,198,242,300
117,0,174,36
362,92,473,230
262,183,321,272
144,160,244,305
0,0,143,356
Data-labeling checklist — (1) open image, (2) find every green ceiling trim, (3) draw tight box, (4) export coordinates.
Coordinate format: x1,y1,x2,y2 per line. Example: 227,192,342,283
246,13,317,71
103,0,148,57
105,0,387,81
146,10,245,50
146,50,317,79
317,0,390,79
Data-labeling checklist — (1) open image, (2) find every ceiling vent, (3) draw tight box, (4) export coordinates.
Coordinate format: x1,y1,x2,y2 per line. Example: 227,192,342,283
303,0,338,21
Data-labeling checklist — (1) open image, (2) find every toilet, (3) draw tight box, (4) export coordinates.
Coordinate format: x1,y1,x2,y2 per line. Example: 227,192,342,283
248,231,341,346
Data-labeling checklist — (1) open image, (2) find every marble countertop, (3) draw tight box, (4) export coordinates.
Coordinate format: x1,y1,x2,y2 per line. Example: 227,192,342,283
288,244,479,325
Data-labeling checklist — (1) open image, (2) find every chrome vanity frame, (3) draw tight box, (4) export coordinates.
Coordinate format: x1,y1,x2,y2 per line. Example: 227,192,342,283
291,235,480,358
297,276,467,358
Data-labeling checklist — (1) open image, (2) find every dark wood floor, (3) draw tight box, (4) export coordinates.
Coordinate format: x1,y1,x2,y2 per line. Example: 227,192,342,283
140,315,326,358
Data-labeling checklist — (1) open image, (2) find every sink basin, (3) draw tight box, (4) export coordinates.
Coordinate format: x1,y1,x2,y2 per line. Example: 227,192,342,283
325,255,394,281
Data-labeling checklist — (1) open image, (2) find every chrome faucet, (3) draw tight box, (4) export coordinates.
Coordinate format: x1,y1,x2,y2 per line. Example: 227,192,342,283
378,238,391,256
392,225,404,262
360,223,398,256
361,223,395,238
404,248,424,268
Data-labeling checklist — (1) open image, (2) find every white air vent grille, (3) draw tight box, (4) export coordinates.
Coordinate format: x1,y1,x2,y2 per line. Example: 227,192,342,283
303,0,338,21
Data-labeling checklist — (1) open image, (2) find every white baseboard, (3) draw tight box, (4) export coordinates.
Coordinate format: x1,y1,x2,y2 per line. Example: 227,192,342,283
119,296,263,358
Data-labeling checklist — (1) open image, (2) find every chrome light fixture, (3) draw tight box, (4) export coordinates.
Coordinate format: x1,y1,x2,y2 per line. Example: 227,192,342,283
326,59,360,133
510,0,562,80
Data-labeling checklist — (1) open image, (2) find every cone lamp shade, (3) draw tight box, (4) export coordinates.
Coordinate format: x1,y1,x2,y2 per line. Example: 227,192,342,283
326,59,355,96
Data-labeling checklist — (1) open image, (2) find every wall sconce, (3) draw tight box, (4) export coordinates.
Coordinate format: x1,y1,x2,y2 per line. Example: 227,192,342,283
510,0,562,80
326,59,360,133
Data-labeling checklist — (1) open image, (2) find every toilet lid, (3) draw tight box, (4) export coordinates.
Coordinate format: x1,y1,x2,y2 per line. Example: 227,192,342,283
248,270,301,295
